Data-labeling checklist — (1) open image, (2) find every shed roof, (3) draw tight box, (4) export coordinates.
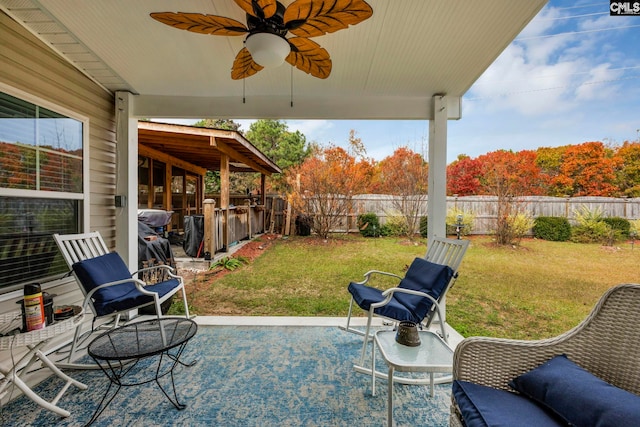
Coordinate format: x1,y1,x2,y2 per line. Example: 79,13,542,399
138,121,282,175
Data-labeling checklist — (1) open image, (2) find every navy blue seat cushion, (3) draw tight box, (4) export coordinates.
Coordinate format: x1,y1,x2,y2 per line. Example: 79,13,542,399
452,380,564,427
347,283,418,322
348,258,453,323
73,252,180,317
509,354,640,427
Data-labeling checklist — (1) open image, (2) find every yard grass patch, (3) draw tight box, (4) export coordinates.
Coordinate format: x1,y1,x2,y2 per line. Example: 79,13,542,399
184,235,639,340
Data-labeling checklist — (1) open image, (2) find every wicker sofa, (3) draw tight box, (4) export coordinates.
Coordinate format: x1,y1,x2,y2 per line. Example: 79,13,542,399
450,283,640,427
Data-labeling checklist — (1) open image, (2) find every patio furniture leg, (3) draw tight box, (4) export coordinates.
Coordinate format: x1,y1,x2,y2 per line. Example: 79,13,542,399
359,311,374,365
85,380,120,426
371,335,376,396
154,349,189,410
0,341,87,418
387,365,394,427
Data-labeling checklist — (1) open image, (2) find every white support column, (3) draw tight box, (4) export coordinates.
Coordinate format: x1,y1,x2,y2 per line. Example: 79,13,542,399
428,94,449,325
114,91,138,270
427,94,448,243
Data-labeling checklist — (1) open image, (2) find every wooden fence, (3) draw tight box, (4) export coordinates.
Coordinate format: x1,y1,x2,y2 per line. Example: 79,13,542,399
333,195,640,235
217,195,640,237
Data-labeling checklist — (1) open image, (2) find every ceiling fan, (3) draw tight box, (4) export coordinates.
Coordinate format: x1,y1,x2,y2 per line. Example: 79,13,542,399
150,0,373,80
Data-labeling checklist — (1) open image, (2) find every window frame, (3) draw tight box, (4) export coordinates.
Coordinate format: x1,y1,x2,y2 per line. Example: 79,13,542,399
0,83,90,298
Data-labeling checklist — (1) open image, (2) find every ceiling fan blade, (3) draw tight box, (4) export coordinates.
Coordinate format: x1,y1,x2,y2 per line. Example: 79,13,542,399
284,0,373,38
231,48,264,80
150,12,248,36
234,0,278,19
285,37,331,79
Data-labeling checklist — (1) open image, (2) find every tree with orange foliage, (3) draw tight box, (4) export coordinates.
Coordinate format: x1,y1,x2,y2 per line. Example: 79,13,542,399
377,147,429,237
287,131,374,238
556,142,620,197
612,141,640,197
535,146,567,196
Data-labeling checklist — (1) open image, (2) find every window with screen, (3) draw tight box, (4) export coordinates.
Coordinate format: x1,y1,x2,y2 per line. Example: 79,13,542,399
0,91,84,292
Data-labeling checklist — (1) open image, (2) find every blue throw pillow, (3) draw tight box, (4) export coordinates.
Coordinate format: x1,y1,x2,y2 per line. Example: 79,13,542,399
509,354,640,427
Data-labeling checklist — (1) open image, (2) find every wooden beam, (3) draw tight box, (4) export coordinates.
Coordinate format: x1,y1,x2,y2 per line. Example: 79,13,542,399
138,143,207,176
212,137,272,175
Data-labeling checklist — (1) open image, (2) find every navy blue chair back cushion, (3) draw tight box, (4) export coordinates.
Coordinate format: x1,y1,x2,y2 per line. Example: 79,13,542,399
72,253,141,314
347,257,453,323
73,252,133,300
393,257,454,321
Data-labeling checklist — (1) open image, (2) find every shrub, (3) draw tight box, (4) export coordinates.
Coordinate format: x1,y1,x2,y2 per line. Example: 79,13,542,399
508,213,535,245
381,210,409,237
631,220,640,240
571,222,612,244
211,256,248,271
533,216,571,241
357,212,381,237
603,217,631,241
419,216,428,238
570,206,611,244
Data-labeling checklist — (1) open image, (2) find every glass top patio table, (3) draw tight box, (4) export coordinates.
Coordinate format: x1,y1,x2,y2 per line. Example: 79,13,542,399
373,330,454,427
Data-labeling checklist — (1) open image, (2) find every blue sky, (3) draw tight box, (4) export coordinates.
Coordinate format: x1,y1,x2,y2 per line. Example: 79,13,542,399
156,1,640,164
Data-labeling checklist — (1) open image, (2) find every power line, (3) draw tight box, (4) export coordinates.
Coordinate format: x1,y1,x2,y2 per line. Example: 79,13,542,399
555,3,602,11
517,24,640,40
466,74,640,101
538,12,608,21
472,66,640,87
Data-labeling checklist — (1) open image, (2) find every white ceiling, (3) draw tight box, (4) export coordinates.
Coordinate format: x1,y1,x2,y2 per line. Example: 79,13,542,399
1,0,547,120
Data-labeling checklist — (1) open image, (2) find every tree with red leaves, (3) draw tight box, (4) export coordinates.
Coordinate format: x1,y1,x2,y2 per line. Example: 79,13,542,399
447,154,483,196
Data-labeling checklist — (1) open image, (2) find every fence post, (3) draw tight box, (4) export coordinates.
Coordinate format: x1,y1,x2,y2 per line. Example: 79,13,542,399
246,199,252,239
203,199,216,256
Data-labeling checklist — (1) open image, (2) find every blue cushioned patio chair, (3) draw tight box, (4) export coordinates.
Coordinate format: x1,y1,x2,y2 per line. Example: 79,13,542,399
53,232,190,368
343,236,469,379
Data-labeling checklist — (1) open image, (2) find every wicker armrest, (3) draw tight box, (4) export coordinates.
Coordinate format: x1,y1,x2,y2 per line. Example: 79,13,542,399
452,335,569,391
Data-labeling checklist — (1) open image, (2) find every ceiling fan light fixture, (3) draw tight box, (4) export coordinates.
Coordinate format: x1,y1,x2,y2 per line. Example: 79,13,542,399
245,33,290,68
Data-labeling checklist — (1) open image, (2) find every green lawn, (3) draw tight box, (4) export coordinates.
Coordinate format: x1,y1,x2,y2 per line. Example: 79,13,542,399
185,234,639,340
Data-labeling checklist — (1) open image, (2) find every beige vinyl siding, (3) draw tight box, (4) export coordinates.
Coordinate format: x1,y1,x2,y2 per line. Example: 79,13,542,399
0,10,116,311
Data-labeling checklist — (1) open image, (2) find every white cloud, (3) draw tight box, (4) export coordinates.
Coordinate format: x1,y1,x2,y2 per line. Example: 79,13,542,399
518,5,562,38
285,120,333,141
575,63,621,100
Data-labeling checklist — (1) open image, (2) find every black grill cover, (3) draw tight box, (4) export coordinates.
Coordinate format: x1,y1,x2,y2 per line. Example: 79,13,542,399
183,215,204,257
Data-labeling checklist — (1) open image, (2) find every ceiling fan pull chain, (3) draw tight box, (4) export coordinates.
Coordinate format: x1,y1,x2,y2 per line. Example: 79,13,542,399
290,66,294,108
243,77,246,104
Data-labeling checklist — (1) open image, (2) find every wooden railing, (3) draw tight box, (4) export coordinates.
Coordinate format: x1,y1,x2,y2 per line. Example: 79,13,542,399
203,200,266,255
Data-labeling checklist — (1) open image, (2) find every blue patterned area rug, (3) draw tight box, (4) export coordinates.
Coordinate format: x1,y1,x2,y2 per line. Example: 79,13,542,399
2,326,451,426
